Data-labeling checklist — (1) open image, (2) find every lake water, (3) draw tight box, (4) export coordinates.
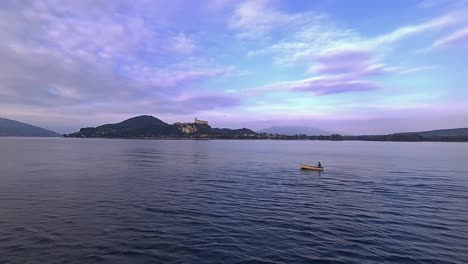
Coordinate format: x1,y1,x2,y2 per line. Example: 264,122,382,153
1,138,468,264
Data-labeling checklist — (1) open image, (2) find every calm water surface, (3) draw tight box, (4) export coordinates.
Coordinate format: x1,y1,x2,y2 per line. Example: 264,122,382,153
1,138,468,264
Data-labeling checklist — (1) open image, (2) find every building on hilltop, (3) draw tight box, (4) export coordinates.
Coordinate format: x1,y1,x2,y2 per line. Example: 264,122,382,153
174,118,208,134
195,118,208,125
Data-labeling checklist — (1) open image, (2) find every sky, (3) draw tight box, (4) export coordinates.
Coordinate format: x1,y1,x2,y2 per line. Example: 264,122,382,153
1,0,468,134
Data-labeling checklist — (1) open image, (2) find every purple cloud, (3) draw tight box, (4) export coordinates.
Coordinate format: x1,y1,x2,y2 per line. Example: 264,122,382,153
316,49,371,65
166,33,197,54
289,77,381,95
228,0,294,38
86,93,241,116
0,1,240,121
125,64,233,88
172,94,241,112
308,49,393,78
1,0,467,135
260,75,382,96
433,26,468,48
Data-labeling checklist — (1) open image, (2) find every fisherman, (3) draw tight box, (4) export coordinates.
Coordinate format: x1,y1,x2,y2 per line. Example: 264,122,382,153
317,161,322,168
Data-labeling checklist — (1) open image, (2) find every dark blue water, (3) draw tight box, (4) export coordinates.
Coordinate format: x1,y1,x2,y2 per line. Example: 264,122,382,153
1,138,468,264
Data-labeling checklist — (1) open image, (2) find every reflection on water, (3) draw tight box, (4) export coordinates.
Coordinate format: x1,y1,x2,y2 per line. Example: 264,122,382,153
1,138,468,263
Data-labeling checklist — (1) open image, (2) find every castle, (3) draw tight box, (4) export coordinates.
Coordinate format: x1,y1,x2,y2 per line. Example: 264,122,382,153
194,118,208,125
174,118,209,134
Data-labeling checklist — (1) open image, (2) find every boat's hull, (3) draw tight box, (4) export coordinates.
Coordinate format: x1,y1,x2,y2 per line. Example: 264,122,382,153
300,164,324,171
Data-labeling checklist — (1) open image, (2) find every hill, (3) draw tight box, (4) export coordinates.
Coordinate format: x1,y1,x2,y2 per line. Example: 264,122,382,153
69,115,178,138
0,118,61,137
396,128,468,137
258,126,331,136
66,115,258,139
344,127,468,142
64,116,468,142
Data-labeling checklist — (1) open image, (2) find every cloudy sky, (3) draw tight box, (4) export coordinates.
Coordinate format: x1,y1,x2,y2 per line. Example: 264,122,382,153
1,0,468,134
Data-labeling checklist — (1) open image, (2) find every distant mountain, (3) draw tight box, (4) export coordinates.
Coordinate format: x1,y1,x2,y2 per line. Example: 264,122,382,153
0,118,60,137
66,115,257,139
395,128,468,137
258,126,332,136
345,127,468,142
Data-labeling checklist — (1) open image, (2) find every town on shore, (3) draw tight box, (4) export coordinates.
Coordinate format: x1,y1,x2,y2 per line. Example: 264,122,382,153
2,115,468,142
63,115,468,142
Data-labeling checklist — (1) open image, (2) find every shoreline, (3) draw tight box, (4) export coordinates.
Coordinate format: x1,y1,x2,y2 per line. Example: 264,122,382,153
60,136,468,143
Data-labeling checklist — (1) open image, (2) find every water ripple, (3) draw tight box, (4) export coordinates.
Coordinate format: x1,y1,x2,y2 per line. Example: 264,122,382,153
1,138,468,263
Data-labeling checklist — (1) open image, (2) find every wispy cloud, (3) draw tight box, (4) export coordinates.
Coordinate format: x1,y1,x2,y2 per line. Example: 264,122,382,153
0,0,237,121
256,75,382,96
167,33,197,54
306,49,392,77
248,9,465,66
398,65,439,74
228,0,295,39
125,64,235,89
432,26,468,48
237,5,465,99
245,14,357,64
369,14,459,46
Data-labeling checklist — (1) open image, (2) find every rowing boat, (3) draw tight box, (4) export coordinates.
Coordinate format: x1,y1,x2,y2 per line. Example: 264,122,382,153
300,164,324,171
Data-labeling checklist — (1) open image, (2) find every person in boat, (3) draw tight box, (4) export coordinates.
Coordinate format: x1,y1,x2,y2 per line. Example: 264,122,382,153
317,161,322,168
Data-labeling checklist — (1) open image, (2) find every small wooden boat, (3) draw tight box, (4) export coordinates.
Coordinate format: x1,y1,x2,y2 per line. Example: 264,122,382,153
300,164,324,171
